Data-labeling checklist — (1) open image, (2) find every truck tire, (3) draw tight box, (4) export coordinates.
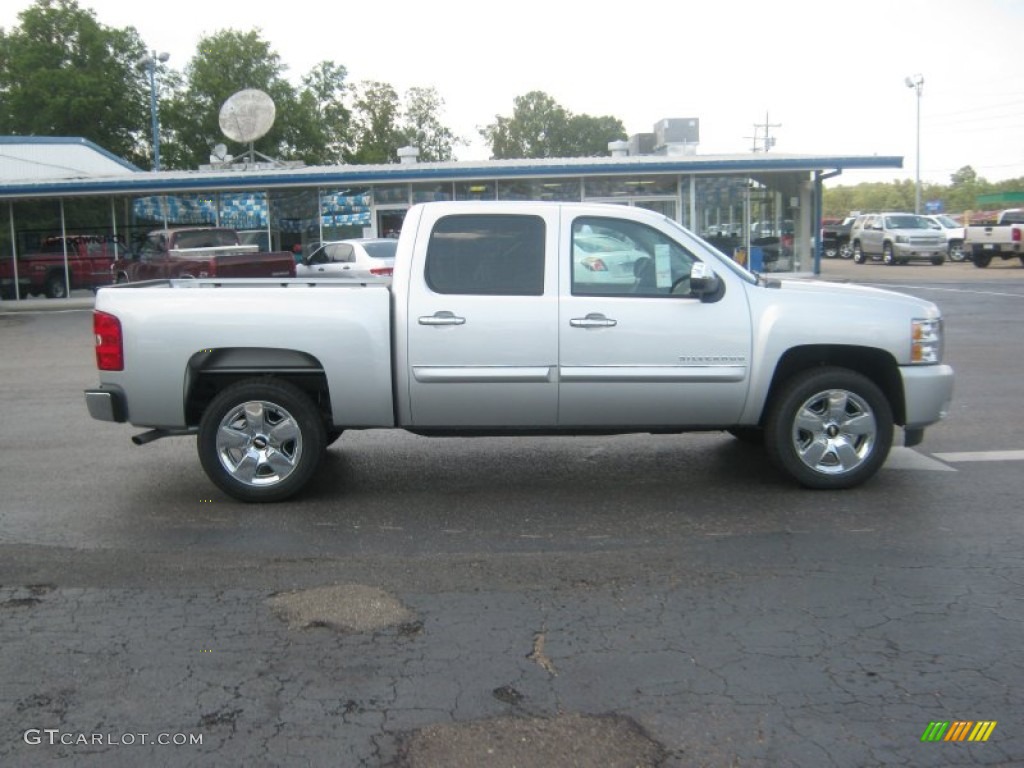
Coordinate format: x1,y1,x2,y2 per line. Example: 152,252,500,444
973,253,991,268
852,242,866,264
931,253,945,266
838,242,853,259
764,367,893,490
948,242,965,262
45,273,68,298
197,378,326,502
882,243,896,265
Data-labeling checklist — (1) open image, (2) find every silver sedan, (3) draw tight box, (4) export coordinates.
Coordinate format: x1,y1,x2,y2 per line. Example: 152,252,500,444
296,238,397,279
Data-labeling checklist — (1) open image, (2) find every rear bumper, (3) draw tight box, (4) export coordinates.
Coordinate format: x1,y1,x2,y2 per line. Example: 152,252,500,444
900,364,954,431
84,387,127,422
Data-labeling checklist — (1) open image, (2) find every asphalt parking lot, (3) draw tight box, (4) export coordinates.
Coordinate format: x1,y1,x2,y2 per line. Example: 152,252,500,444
1,259,1022,767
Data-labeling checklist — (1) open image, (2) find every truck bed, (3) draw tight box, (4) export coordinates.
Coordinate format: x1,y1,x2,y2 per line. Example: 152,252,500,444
94,279,395,428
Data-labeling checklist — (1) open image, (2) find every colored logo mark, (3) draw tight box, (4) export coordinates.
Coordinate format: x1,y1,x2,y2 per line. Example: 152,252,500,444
921,721,997,742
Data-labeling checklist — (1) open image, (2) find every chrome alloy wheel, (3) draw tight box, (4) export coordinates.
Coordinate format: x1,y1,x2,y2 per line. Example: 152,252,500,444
214,400,303,486
790,389,877,476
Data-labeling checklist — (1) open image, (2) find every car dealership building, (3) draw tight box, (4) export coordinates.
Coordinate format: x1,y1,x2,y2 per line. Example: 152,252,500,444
0,132,902,299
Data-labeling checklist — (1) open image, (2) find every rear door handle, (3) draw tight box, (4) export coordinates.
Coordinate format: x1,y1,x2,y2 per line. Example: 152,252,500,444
570,313,617,328
419,311,466,326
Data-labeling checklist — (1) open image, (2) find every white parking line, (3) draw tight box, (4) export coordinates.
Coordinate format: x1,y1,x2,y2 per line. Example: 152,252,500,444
932,450,1024,463
884,447,956,471
861,283,1024,299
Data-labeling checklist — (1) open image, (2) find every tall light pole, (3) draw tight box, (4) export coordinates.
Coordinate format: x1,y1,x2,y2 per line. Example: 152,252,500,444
905,73,924,214
139,50,170,171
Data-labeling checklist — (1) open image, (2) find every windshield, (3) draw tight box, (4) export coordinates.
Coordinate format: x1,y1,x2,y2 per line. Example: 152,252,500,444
661,216,758,285
934,215,959,228
362,241,398,259
884,215,932,230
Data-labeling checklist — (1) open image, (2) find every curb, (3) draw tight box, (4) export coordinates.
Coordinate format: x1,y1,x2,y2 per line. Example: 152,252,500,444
0,296,94,313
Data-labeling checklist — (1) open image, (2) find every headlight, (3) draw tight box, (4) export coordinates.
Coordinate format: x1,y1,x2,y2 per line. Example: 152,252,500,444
911,318,943,364
895,235,909,244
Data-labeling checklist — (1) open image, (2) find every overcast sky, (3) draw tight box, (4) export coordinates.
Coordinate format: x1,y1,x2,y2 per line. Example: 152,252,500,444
3,0,1023,186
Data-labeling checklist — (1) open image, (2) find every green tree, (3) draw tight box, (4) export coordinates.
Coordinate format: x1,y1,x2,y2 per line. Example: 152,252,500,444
160,29,298,170
565,113,627,157
289,60,351,165
946,165,983,213
480,91,626,159
400,86,462,162
349,80,403,164
0,0,150,166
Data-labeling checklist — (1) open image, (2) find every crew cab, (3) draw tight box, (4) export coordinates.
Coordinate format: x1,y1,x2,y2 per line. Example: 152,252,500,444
963,209,1024,268
85,201,954,502
0,235,122,299
112,227,295,283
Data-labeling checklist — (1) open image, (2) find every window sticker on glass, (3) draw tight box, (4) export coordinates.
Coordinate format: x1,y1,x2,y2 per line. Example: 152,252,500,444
654,244,672,288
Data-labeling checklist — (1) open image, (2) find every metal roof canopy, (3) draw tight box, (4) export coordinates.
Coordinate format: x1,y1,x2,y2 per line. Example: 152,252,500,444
0,136,140,186
0,150,902,201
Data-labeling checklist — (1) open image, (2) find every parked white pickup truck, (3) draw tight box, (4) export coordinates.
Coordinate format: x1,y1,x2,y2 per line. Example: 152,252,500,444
85,201,954,502
963,209,1024,268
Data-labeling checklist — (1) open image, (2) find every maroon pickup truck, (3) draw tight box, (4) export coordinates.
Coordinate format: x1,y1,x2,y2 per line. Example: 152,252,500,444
112,227,296,283
0,235,122,299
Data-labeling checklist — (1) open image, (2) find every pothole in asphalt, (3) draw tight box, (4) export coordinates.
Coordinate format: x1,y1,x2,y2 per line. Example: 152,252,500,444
398,712,666,767
267,584,413,632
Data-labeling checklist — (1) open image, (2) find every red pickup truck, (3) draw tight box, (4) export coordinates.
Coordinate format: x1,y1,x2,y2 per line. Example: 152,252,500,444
112,227,295,283
0,235,122,300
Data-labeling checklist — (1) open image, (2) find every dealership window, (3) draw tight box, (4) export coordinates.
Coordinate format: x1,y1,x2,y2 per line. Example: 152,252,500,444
584,175,677,198
497,178,581,201
455,181,496,200
412,182,454,203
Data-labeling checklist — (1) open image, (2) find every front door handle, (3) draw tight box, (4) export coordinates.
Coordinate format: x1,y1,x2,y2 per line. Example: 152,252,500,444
418,311,466,326
570,313,617,328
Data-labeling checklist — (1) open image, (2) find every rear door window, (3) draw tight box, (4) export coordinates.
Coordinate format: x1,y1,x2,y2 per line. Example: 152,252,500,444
425,214,545,296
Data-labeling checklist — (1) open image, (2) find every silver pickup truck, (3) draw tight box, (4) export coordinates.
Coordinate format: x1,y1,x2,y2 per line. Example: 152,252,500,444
85,201,954,502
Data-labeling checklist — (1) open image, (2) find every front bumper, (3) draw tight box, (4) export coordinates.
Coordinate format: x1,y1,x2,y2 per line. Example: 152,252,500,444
900,364,954,431
84,387,127,422
894,243,945,259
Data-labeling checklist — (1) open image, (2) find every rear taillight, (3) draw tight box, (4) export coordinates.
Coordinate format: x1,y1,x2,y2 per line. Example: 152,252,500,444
94,310,123,371
370,267,393,276
1013,228,1021,243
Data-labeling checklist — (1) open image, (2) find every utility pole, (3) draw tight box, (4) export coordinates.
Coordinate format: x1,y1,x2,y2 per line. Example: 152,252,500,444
905,74,924,213
138,50,170,171
746,112,781,153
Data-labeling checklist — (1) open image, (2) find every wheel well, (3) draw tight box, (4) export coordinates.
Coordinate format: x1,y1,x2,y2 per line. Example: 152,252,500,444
763,345,905,425
184,348,332,427
46,268,71,283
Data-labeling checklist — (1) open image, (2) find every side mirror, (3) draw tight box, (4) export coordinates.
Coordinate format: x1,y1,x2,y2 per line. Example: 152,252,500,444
689,262,722,300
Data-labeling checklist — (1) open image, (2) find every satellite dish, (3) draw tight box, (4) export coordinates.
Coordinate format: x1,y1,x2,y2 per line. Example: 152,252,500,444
219,89,276,144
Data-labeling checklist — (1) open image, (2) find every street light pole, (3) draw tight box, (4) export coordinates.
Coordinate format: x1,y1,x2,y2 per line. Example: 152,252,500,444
139,50,170,171
905,73,924,214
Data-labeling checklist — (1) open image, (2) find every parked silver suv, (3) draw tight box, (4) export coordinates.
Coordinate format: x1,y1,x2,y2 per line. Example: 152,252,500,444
850,213,946,266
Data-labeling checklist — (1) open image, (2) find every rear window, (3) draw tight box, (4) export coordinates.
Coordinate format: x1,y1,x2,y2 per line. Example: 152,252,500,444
425,214,544,295
363,241,398,259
